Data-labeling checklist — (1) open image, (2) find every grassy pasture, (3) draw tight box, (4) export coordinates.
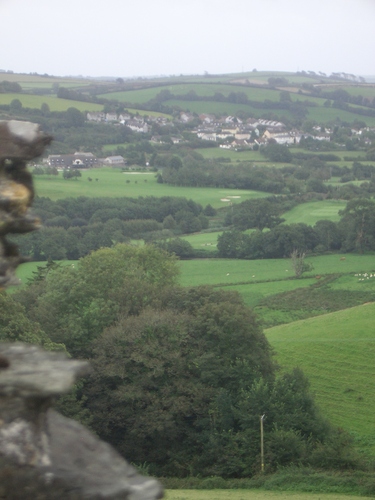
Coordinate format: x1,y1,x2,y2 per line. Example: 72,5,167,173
307,106,375,126
165,490,365,500
303,253,375,275
332,151,367,160
282,200,347,225
0,73,89,85
197,147,334,168
180,231,221,249
224,279,317,308
320,84,375,99
178,258,293,287
19,82,89,90
178,254,375,288
165,97,375,126
266,303,375,453
99,84,293,104
9,260,78,292
197,148,265,162
16,82,87,93
0,93,103,112
33,168,269,207
229,71,329,85
166,100,295,121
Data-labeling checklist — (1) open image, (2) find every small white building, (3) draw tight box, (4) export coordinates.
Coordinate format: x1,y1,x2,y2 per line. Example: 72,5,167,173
103,155,126,167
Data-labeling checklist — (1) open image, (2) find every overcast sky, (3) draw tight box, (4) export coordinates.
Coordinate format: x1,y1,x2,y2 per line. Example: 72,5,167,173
1,0,374,78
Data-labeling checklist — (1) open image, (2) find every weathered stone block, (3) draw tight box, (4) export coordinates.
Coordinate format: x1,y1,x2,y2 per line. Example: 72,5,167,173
0,343,163,499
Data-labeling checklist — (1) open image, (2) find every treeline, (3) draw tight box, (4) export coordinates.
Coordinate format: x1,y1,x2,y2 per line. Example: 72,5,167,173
306,85,375,109
148,88,315,122
0,105,136,155
159,149,375,197
7,245,363,477
218,198,375,258
149,86,375,122
0,80,22,93
14,195,210,260
161,162,287,193
15,192,375,261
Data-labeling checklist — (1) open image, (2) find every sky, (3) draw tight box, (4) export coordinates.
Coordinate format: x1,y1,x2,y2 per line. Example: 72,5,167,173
1,0,375,79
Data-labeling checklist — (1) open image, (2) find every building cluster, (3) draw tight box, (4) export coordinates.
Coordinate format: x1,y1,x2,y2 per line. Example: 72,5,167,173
86,111,169,133
85,110,375,154
192,114,332,149
86,110,335,150
45,151,125,168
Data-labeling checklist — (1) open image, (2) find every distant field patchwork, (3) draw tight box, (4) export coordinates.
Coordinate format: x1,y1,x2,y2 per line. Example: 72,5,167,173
33,168,269,207
0,93,103,112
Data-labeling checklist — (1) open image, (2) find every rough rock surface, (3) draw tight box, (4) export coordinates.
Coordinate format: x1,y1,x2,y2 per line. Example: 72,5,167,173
0,120,52,288
0,343,164,499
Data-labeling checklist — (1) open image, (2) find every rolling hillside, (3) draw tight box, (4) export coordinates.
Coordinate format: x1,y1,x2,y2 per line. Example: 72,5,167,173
266,304,375,455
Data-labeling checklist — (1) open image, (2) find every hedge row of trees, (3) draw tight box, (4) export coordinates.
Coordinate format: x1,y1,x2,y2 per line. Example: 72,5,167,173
13,194,375,261
13,195,210,261
218,199,375,259
159,149,375,196
7,244,361,477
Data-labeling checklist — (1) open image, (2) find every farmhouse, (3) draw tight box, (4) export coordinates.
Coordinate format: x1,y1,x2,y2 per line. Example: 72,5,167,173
103,155,126,167
197,132,217,142
262,129,304,145
86,112,105,122
47,152,98,168
126,120,149,133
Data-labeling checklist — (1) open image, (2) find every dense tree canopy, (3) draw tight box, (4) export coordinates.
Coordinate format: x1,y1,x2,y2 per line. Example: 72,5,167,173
14,195,205,261
14,244,179,357
11,244,355,477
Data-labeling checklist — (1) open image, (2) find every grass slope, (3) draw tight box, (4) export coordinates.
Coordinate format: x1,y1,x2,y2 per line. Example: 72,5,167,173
33,168,269,207
178,254,375,288
265,304,375,455
282,200,347,225
0,93,103,112
165,491,365,500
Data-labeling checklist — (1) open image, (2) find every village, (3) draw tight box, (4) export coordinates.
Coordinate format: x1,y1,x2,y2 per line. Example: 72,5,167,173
44,109,372,170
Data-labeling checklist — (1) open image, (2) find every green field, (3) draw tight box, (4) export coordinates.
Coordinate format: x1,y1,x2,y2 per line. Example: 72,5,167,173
0,73,90,85
0,93,103,112
165,490,365,500
178,254,375,288
155,97,375,127
98,81,349,108
282,200,347,225
19,82,88,90
266,303,375,453
318,84,375,99
10,260,78,291
224,279,318,307
181,231,221,249
307,106,375,126
167,100,295,121
99,84,295,104
33,168,269,207
16,253,375,302
197,148,266,163
177,254,375,456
